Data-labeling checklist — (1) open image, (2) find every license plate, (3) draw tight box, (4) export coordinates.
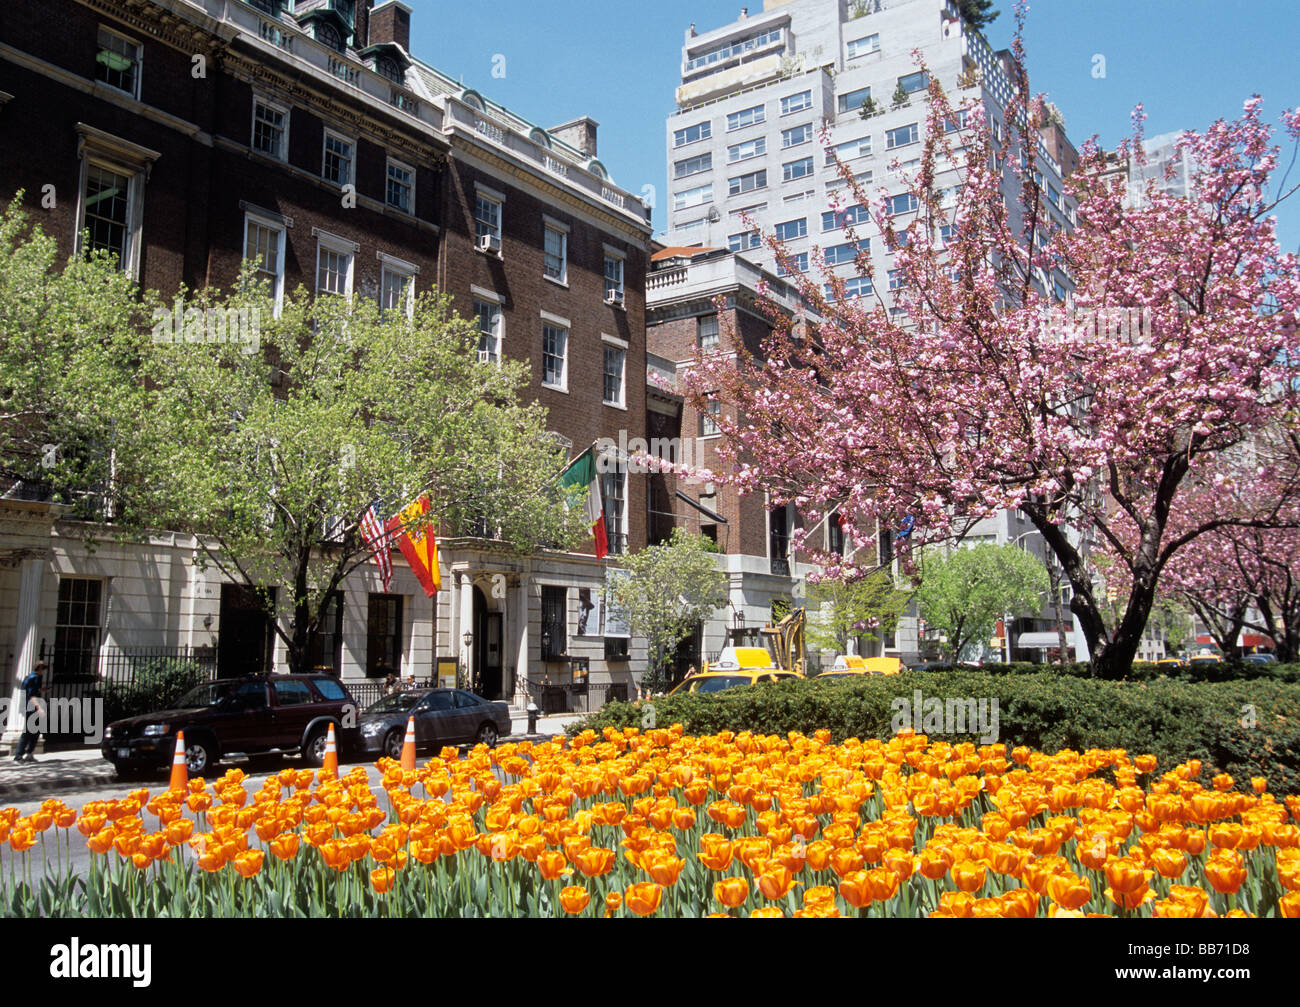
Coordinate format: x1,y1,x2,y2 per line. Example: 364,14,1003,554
116,748,130,760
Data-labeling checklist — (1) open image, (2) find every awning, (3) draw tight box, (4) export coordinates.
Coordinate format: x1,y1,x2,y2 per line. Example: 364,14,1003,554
1016,631,1075,649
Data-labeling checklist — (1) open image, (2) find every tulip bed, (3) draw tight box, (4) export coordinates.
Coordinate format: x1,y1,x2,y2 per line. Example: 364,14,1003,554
3,727,1300,918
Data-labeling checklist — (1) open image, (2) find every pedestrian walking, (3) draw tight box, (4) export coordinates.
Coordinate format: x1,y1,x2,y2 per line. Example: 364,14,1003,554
382,673,400,696
14,660,47,763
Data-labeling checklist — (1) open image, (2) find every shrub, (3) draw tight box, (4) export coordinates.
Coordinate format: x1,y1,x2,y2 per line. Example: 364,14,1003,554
102,657,213,722
570,672,1300,794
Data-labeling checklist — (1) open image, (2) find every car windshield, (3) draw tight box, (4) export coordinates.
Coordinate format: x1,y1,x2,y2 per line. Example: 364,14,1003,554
692,676,750,693
364,693,423,715
177,682,235,708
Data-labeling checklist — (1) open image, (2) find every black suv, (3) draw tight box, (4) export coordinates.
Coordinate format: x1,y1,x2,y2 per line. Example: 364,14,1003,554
103,674,359,776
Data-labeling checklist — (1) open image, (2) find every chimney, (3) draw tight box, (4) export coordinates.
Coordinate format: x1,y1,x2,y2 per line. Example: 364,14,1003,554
368,0,412,51
549,117,599,158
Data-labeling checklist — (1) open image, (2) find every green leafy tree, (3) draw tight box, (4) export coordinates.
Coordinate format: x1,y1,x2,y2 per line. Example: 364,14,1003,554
610,529,728,693
914,543,1049,661
107,275,587,676
806,569,912,658
958,0,1000,31
0,196,151,509
891,81,910,108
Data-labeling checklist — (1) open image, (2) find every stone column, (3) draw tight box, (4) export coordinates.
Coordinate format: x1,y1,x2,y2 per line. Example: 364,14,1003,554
459,572,474,690
3,557,45,749
514,573,530,709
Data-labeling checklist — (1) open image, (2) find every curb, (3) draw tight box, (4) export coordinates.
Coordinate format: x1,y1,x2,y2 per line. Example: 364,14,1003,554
0,766,120,803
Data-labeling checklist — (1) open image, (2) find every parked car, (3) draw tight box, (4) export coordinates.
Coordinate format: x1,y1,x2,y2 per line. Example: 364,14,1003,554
1243,653,1278,664
357,688,511,758
1188,653,1225,666
818,655,904,678
668,669,803,695
103,674,359,776
1154,657,1186,669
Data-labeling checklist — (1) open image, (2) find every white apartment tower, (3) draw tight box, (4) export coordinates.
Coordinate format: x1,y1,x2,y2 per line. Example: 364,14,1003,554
665,0,1076,305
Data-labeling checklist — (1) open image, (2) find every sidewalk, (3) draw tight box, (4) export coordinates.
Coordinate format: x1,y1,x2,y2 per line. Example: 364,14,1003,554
0,713,584,804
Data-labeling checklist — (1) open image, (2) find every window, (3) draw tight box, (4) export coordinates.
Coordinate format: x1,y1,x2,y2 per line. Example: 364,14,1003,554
604,250,625,303
544,223,567,282
897,70,929,95
697,315,719,350
54,578,102,681
727,137,766,163
728,230,761,252
783,157,814,182
674,183,713,211
944,110,968,133
828,514,844,555
782,123,813,148
380,264,414,318
777,252,808,276
699,396,721,437
887,192,918,216
730,201,766,219
252,99,288,160
837,86,872,116
825,275,873,301
315,21,344,52
939,223,956,246
685,26,784,72
727,104,766,131
729,169,766,196
826,169,872,194
386,159,414,214
781,91,812,116
244,214,285,308
825,240,866,265
81,162,133,267
674,152,712,178
847,34,880,60
316,236,354,297
878,525,895,565
95,27,141,99
1047,184,1061,208
322,131,353,186
274,679,315,706
774,218,806,241
474,298,501,363
826,135,871,164
374,56,403,85
822,204,870,231
769,506,790,576
307,591,343,674
474,190,502,244
888,268,905,291
542,323,567,389
673,121,711,147
603,343,626,407
602,457,627,555
366,594,403,678
886,123,919,149
540,586,567,658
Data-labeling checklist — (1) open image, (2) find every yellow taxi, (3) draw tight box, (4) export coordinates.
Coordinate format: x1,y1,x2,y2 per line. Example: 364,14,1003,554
817,655,904,678
668,646,804,695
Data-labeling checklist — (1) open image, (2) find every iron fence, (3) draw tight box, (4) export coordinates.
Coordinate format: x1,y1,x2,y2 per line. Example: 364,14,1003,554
524,678,631,715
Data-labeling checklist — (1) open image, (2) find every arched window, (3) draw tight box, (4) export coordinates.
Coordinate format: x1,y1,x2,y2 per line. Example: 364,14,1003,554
315,21,343,52
375,56,403,85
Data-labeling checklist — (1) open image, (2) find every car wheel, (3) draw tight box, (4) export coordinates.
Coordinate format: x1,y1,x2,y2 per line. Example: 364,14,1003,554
301,726,329,768
185,737,215,776
476,722,498,748
383,729,405,761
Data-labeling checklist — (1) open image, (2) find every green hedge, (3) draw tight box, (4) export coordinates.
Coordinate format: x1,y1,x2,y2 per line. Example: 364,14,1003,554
906,661,1300,684
570,672,1300,795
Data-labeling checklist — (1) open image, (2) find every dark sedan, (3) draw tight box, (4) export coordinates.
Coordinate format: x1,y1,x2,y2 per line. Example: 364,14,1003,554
357,688,511,758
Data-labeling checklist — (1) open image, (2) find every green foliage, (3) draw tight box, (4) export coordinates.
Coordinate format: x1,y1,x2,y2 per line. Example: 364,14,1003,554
891,82,910,108
102,658,212,722
957,0,1000,31
611,529,728,692
857,95,880,119
913,543,1049,660
569,672,1300,794
806,569,911,656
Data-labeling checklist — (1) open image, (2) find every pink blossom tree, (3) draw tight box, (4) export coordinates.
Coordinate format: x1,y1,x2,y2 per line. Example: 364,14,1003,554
682,11,1300,678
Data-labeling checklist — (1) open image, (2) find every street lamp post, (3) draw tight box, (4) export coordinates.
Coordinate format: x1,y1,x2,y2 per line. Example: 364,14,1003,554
461,629,473,692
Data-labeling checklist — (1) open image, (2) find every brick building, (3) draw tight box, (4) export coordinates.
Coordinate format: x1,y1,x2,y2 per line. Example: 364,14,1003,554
0,0,652,748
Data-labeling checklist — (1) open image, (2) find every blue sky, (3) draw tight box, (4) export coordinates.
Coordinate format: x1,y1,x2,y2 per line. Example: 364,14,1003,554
411,0,1300,252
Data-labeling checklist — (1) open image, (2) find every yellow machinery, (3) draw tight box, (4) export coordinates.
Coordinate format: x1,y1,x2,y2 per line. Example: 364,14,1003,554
700,607,807,677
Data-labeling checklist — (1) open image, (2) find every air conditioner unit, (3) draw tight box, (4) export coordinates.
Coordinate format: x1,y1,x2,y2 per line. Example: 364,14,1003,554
606,289,624,307
478,233,501,254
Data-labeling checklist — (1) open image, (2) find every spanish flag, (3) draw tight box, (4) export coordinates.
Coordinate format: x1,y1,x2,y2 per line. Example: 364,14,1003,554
386,494,441,597
559,446,608,560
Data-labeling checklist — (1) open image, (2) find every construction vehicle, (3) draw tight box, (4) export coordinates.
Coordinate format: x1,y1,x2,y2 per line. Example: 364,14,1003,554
701,607,806,677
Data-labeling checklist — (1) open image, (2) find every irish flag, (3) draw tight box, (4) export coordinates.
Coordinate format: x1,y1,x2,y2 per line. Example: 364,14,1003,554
559,447,608,559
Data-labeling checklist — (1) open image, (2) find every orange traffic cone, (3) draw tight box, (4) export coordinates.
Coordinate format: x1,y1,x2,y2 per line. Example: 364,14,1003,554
321,722,338,780
400,716,417,771
168,731,188,792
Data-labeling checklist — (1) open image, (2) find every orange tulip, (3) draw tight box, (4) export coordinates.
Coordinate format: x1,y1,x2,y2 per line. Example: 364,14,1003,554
950,859,987,894
370,866,395,894
231,850,264,879
537,850,568,881
838,871,872,909
1279,892,1300,919
1150,848,1187,880
1047,872,1091,911
1205,852,1247,895
757,863,797,900
714,877,750,908
749,907,784,918
559,886,591,915
623,882,664,917
269,833,301,861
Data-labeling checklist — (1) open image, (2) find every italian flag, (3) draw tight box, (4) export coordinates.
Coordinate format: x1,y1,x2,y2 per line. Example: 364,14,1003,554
560,446,608,560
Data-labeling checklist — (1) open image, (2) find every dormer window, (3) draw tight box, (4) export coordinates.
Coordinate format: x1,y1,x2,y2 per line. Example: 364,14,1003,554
315,21,344,52
375,56,403,85
333,0,355,23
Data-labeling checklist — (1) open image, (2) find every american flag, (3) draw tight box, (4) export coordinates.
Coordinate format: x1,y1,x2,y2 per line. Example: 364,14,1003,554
360,499,393,591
